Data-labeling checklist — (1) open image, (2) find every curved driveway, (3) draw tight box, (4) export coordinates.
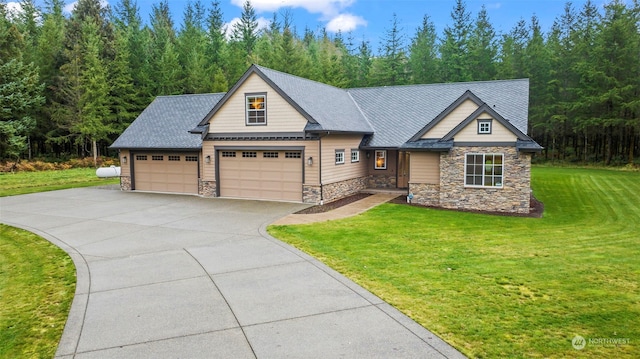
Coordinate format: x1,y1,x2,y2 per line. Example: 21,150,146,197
1,187,464,358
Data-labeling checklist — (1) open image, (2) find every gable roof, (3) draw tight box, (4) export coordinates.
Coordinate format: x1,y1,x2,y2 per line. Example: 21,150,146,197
198,65,373,134
110,93,225,150
347,79,530,148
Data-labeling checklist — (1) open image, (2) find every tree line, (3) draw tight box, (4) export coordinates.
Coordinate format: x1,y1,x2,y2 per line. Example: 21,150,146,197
1,0,638,165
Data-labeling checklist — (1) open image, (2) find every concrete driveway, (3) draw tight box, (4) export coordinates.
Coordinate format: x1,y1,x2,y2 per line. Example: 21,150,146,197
1,187,464,358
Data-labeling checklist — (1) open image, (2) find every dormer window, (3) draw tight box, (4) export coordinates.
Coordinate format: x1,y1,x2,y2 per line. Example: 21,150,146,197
246,93,266,125
478,119,492,134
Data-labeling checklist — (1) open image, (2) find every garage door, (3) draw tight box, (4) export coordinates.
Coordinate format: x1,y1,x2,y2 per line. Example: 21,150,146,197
219,150,303,202
133,153,198,194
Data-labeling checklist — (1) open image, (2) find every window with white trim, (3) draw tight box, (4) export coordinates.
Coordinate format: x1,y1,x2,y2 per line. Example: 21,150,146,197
335,150,345,164
465,153,503,187
478,119,492,134
374,150,386,169
246,94,266,125
351,149,360,163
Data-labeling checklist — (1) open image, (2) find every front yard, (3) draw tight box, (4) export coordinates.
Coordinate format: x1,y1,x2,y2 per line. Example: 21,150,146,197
269,167,639,358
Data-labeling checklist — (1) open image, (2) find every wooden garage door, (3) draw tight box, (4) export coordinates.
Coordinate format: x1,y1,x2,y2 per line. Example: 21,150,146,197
219,150,302,202
133,153,198,194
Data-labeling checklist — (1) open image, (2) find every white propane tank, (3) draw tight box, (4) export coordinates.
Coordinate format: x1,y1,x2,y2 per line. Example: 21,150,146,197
96,165,121,178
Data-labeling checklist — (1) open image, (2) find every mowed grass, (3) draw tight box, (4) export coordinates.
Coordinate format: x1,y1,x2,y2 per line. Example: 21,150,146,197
0,167,119,197
0,224,76,358
269,167,640,358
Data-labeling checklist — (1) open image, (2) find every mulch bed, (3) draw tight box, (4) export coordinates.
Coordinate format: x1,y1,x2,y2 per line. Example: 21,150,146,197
389,194,544,218
294,193,373,214
295,192,544,218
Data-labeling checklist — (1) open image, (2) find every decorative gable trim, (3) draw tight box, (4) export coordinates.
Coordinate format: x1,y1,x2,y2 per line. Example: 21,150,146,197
197,65,317,127
441,104,531,141
409,90,484,142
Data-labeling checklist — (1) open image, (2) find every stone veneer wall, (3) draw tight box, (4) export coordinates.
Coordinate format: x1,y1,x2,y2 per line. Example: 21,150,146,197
439,146,531,214
408,183,440,206
120,176,131,191
199,180,217,197
367,174,396,189
303,185,322,204
321,176,368,203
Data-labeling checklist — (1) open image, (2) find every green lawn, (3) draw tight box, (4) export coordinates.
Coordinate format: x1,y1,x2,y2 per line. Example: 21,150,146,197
0,167,119,197
0,224,76,358
269,167,640,358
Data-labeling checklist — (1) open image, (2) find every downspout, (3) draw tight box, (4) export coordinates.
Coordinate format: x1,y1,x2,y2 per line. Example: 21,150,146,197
318,131,331,205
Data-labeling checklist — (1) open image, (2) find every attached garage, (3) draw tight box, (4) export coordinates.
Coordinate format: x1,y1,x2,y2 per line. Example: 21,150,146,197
218,149,303,202
132,153,199,194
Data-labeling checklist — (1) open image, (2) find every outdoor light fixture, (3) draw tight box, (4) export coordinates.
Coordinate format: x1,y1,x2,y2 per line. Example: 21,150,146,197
122,156,127,164
307,156,313,166
205,155,211,164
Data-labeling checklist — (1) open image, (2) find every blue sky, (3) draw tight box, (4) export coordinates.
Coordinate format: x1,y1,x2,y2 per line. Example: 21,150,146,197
23,0,597,51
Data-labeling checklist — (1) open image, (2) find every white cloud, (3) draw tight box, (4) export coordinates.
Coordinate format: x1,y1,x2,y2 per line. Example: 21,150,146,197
486,3,502,10
231,0,354,17
326,13,367,33
6,2,42,23
230,0,365,33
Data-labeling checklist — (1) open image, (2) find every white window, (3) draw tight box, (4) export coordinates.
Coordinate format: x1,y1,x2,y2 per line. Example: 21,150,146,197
335,150,345,164
246,94,266,125
465,153,503,188
374,150,386,169
478,119,492,134
351,149,360,163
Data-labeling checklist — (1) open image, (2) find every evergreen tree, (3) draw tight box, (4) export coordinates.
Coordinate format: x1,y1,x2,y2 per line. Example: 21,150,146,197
440,0,472,82
77,18,113,165
591,0,640,164
231,0,259,61
409,14,439,84
149,1,181,95
0,3,45,160
354,39,372,87
468,5,497,81
206,0,228,91
178,0,210,93
371,13,408,86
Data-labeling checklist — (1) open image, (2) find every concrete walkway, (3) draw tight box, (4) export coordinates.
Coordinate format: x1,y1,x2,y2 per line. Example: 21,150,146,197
272,193,400,225
0,187,464,359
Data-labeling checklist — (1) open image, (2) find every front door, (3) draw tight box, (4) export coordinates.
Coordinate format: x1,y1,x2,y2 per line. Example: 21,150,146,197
397,151,410,188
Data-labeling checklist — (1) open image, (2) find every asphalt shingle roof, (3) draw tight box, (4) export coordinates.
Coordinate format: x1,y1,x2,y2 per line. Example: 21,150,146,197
254,65,373,133
110,93,224,150
113,66,534,151
347,79,530,148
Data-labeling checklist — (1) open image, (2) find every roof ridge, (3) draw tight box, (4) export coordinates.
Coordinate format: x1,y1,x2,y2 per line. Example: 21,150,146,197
254,64,349,93
347,78,529,91
155,92,226,99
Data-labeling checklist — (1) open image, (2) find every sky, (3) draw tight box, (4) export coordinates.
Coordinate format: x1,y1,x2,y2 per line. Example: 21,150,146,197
20,0,600,51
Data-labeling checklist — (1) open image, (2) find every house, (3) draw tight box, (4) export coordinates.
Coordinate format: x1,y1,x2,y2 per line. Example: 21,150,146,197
111,64,542,214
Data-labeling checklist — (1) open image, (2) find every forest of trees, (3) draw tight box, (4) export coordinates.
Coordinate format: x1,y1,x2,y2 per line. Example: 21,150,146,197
1,0,639,165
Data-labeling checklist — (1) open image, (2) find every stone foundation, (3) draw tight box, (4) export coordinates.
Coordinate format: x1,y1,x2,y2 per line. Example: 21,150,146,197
199,180,217,197
367,174,396,189
120,176,131,191
409,183,440,206
439,147,531,214
303,185,322,204
321,176,368,203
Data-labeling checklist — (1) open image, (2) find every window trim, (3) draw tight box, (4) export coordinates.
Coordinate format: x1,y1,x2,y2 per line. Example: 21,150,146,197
374,150,387,170
351,149,360,163
477,119,492,134
335,149,345,165
464,153,504,188
245,93,267,126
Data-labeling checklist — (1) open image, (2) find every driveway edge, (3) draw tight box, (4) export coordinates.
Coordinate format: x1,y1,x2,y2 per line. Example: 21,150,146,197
2,221,88,358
